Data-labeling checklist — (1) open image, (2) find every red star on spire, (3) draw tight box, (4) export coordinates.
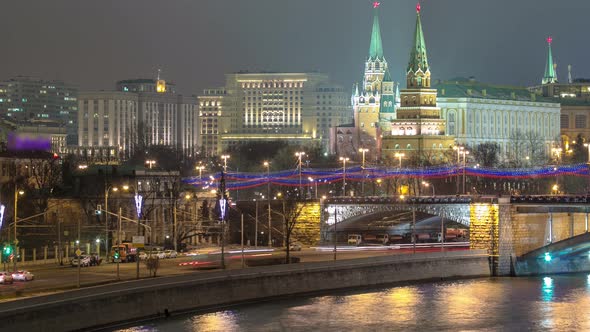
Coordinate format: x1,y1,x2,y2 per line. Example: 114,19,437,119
373,2,380,8
547,36,553,44
416,2,421,13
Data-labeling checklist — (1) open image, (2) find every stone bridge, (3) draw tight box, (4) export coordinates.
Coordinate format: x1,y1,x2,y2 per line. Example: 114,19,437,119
319,195,590,276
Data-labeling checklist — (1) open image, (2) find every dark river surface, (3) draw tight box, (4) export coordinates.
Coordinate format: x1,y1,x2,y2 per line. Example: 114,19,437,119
114,274,590,331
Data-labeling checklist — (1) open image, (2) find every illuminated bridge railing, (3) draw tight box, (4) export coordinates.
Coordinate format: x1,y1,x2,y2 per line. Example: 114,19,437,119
510,195,590,204
325,195,473,205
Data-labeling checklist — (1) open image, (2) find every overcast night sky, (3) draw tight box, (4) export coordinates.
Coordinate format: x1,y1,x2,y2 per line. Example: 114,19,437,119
1,0,588,95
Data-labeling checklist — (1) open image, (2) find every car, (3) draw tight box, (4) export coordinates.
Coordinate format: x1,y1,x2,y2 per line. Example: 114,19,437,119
71,255,91,267
164,250,178,258
89,253,102,266
11,270,34,281
139,251,148,260
0,272,13,284
289,243,302,251
155,251,166,259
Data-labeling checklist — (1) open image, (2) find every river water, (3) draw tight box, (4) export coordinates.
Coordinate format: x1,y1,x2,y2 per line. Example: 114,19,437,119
115,274,590,332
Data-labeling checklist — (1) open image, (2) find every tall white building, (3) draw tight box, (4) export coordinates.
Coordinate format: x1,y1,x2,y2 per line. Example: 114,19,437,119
198,72,350,156
76,79,198,162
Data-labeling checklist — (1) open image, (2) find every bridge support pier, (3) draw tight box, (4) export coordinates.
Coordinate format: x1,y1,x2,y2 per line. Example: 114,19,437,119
496,197,513,276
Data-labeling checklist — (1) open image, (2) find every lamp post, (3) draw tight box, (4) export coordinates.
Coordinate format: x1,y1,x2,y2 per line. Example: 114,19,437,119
359,148,369,196
145,159,156,169
584,143,590,164
13,187,23,272
460,150,470,194
196,165,205,179
221,155,230,173
104,186,119,262
453,146,464,194
264,161,271,248
308,177,318,199
394,152,404,168
295,152,305,197
422,181,435,196
339,157,350,197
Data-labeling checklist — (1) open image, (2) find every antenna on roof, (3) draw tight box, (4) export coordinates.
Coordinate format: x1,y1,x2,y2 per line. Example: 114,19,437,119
157,68,161,81
568,65,572,84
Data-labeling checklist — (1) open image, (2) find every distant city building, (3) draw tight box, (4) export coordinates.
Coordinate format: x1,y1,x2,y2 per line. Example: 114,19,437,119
381,4,454,164
198,72,350,156
76,78,198,162
0,76,78,145
436,78,560,161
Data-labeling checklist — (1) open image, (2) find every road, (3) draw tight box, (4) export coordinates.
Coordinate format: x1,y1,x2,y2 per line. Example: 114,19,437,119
0,244,469,301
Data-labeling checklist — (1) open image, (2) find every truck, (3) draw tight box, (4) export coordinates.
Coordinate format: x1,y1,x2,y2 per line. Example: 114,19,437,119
437,228,468,242
110,243,139,263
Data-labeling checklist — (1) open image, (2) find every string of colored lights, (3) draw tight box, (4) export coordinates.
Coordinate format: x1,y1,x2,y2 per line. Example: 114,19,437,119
184,163,590,191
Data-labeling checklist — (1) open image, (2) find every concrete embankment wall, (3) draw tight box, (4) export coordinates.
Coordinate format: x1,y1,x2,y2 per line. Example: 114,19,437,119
0,250,489,332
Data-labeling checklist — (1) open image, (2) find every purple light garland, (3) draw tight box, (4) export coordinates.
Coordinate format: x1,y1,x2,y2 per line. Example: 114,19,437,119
184,164,590,191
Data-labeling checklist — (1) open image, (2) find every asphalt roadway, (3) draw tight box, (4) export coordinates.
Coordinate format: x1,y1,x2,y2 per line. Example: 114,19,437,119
0,244,469,302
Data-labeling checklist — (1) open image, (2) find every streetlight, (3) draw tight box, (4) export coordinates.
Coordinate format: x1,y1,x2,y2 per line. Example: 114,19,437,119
308,177,318,199
264,161,271,248
221,155,230,173
453,145,465,193
359,148,369,196
339,157,350,197
460,149,470,194
145,159,156,169
422,181,435,196
552,184,559,195
295,152,305,197
103,185,119,262
13,187,24,272
394,152,404,168
196,165,205,179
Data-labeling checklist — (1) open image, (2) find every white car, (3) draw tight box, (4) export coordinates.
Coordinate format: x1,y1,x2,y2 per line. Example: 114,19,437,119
155,251,166,259
12,270,34,281
289,243,302,251
164,250,178,258
71,255,91,267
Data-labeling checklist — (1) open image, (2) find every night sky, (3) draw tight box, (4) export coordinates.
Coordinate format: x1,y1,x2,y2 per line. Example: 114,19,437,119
1,0,588,95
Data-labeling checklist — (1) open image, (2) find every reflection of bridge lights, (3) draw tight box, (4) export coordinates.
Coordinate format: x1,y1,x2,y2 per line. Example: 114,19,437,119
587,274,590,286
544,252,552,262
543,277,553,288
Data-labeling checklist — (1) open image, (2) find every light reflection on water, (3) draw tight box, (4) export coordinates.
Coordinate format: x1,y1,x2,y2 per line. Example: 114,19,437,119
114,274,590,332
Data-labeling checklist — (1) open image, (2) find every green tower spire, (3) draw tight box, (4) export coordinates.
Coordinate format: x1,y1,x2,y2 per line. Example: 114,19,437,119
542,37,557,84
368,2,384,60
407,3,429,73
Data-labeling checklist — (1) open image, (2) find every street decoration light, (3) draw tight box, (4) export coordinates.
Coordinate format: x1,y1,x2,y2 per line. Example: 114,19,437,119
221,155,230,172
308,177,318,199
359,148,369,196
339,157,350,196
145,160,156,169
295,152,305,197
0,204,5,229
13,187,24,271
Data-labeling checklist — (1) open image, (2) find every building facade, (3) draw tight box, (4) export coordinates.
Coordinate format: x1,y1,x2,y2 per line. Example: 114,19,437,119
436,79,560,162
76,79,198,162
0,76,78,145
198,73,350,156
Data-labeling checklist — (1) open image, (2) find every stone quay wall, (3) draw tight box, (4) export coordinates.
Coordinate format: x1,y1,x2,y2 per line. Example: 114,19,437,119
0,250,489,332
